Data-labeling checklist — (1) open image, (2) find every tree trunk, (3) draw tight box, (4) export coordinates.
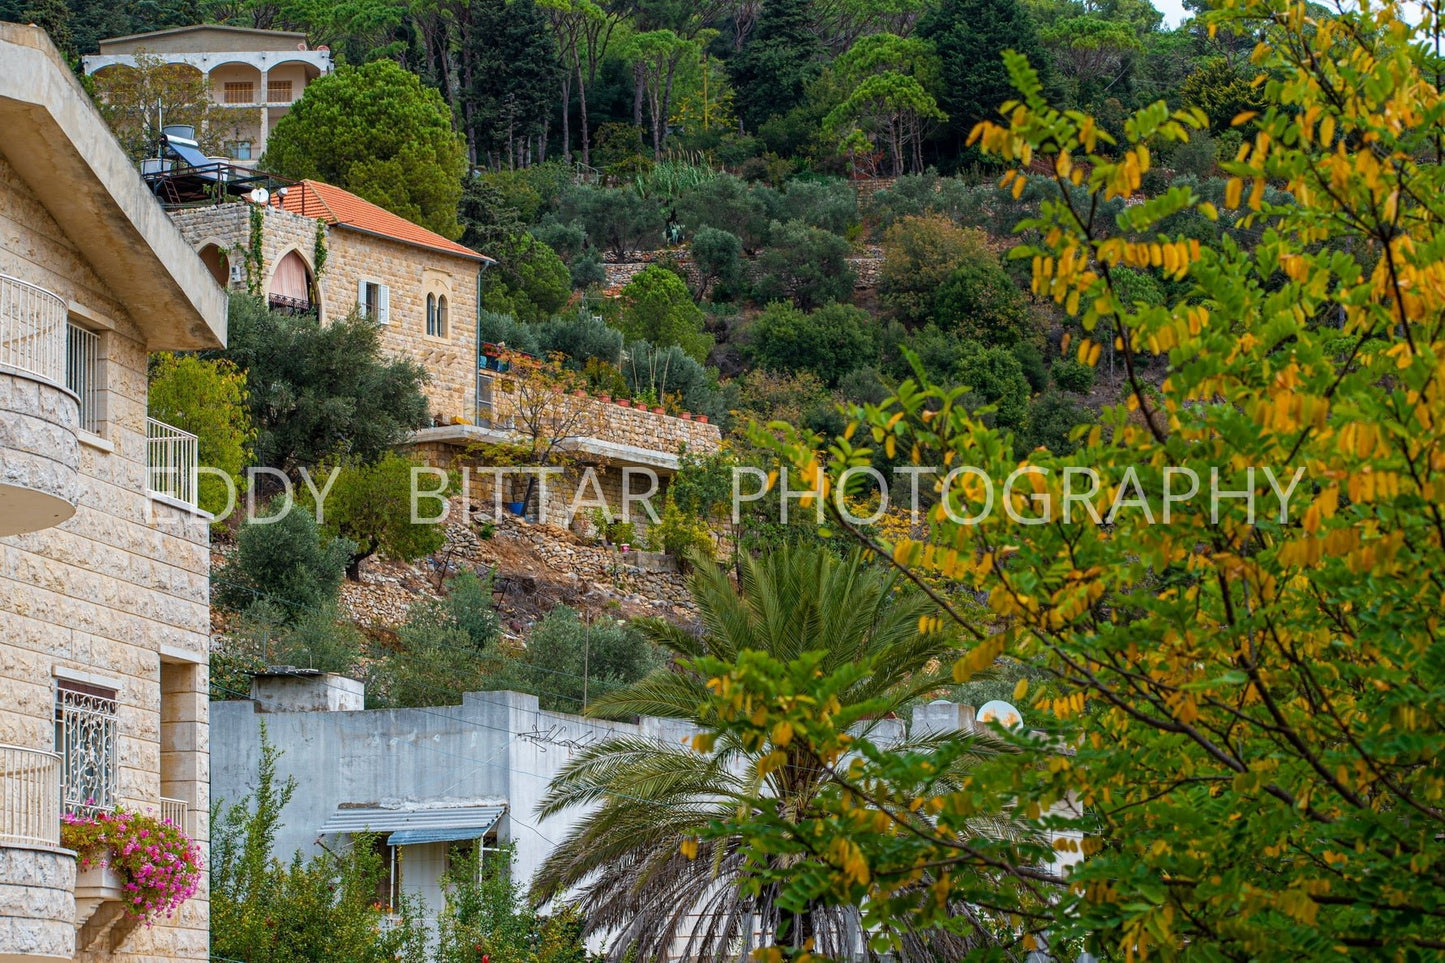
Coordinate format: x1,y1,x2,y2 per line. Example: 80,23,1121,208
577,58,590,169
560,73,572,162
633,61,645,127
660,56,679,152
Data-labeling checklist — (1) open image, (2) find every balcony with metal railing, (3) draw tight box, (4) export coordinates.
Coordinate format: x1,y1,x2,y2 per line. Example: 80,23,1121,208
0,273,81,536
146,416,199,509
0,744,76,961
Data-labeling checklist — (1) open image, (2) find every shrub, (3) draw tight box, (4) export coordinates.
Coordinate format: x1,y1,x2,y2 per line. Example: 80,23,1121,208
773,178,859,236
479,310,542,355
62,808,202,923
366,571,501,708
747,301,877,387
753,219,855,310
649,497,715,564
1019,390,1094,455
932,254,1033,346
536,310,624,366
955,340,1031,431
221,295,430,468
618,266,712,362
1051,358,1095,394
570,249,606,289
879,216,993,326
225,600,364,676
690,227,745,299
215,507,352,619
619,341,727,424
308,453,449,580
507,606,661,711
675,174,772,253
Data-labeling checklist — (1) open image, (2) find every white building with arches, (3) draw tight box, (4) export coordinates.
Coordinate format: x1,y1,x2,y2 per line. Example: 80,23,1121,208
82,25,332,165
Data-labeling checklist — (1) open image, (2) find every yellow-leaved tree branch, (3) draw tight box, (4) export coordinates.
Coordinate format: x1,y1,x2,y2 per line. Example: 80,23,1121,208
690,0,1445,958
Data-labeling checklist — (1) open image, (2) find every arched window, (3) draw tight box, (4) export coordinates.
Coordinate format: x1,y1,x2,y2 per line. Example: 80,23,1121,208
268,251,313,314
426,293,437,336
436,295,449,338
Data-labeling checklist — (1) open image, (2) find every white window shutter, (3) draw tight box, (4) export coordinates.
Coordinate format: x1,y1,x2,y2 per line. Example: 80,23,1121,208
379,284,391,325
356,278,367,316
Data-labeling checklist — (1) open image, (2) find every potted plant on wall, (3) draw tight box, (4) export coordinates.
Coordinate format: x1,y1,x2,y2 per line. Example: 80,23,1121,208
63,807,202,927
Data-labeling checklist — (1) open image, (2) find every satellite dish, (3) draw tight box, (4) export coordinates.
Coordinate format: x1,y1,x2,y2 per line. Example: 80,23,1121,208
248,188,270,205
977,700,1024,728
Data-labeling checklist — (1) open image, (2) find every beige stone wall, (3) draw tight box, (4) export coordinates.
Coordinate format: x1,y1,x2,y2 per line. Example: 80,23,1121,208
1,157,211,962
486,378,722,454
324,231,481,425
171,203,482,424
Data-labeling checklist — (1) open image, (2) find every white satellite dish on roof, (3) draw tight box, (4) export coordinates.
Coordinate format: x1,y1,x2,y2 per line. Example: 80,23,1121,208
248,188,270,205
977,700,1024,728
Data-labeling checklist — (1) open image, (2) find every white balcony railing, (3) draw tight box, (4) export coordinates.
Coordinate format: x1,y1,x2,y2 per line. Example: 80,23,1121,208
0,745,61,849
0,274,67,385
146,417,199,507
158,796,189,835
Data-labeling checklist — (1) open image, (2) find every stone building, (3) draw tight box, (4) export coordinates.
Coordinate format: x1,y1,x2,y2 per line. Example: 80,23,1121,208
0,22,225,963
82,25,332,165
169,186,722,538
169,181,491,423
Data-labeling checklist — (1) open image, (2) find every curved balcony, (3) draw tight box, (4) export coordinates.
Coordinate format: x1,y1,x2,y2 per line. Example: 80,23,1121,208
0,745,75,962
0,274,81,537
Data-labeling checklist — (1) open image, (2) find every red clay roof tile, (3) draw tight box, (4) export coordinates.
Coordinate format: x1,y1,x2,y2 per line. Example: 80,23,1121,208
275,180,492,263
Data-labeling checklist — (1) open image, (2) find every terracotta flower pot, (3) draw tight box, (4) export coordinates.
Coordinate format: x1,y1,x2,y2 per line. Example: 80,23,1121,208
680,412,693,421
697,414,709,424
573,389,587,398
599,394,612,403
653,406,666,415
617,399,631,407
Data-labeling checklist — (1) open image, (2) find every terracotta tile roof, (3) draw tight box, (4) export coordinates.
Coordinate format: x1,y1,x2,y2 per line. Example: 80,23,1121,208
275,180,492,263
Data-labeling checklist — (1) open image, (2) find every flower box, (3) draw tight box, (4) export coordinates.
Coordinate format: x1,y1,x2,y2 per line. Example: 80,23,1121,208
653,406,666,415
62,807,201,926
74,854,125,926
680,412,693,421
573,389,587,398
697,415,709,424
599,394,612,403
617,399,631,407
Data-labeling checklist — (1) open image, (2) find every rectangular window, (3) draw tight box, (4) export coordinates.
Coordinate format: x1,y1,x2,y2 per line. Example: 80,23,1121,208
223,81,254,104
358,280,390,324
65,321,101,434
227,140,252,161
55,679,118,816
266,80,294,103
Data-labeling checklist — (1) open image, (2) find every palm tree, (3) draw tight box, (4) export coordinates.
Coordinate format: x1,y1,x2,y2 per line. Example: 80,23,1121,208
530,544,1012,961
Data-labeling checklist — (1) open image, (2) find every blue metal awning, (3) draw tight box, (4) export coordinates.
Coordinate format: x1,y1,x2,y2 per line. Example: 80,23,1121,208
319,804,506,846
388,823,501,846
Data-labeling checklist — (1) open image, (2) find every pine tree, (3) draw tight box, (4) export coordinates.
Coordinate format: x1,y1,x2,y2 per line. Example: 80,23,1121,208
463,0,563,168
727,0,824,133
918,0,1047,152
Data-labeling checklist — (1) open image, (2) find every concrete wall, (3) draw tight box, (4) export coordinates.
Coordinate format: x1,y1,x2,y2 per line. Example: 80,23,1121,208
0,155,212,961
210,689,694,926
